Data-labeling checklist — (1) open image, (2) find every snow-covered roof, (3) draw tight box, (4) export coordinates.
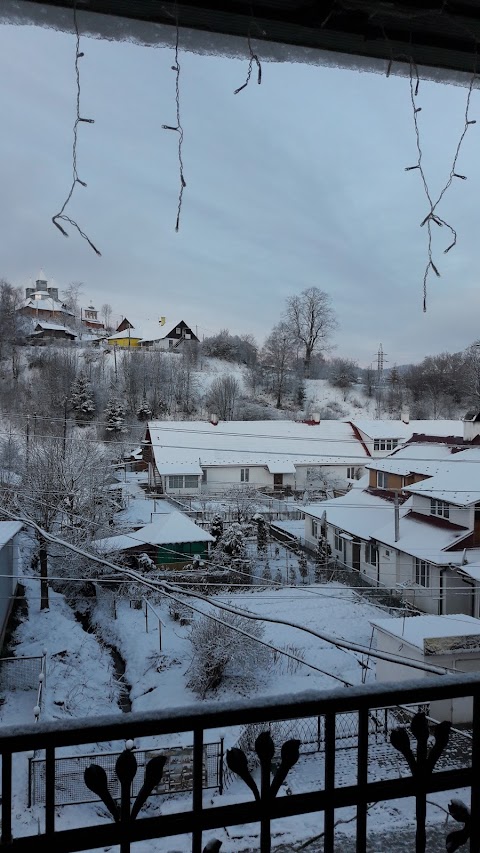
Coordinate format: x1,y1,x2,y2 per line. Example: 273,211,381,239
404,448,480,506
94,511,214,552
366,442,456,477
351,419,463,441
155,462,203,476
372,505,469,564
303,484,397,540
0,521,23,548
266,461,297,474
147,420,369,470
371,614,480,652
33,321,76,335
18,294,74,315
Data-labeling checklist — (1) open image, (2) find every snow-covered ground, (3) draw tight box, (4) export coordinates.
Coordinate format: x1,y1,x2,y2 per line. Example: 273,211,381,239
0,478,470,850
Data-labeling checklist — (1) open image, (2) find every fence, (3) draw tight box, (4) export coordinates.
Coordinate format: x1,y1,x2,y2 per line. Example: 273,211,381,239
29,741,224,807
2,673,480,853
0,654,46,722
222,702,471,789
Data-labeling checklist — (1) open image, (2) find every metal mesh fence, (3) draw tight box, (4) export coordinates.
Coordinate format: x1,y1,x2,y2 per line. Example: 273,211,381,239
0,655,44,692
221,702,465,790
29,741,222,807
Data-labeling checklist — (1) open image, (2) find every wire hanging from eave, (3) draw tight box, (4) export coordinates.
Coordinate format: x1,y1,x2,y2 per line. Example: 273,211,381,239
162,3,186,232
403,56,477,312
51,0,101,256
234,31,262,95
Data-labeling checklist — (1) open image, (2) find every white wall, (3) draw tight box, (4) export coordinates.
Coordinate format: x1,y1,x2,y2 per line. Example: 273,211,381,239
409,494,472,528
375,630,478,723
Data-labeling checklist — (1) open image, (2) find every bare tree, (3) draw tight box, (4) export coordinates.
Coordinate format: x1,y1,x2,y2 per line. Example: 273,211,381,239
62,281,84,317
100,303,113,330
18,435,112,609
284,287,337,378
261,322,294,408
206,375,240,420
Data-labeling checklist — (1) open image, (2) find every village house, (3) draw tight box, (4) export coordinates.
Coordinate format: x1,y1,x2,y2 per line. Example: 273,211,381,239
303,415,480,616
80,304,104,331
94,510,214,568
105,319,199,350
27,322,77,344
142,417,464,498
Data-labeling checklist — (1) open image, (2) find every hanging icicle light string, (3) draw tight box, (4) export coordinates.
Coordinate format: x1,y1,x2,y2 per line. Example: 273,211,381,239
51,0,101,256
162,3,186,232
402,57,477,311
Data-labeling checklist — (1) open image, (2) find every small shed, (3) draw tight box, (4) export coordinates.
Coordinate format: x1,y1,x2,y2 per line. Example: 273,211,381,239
372,614,480,723
94,511,214,567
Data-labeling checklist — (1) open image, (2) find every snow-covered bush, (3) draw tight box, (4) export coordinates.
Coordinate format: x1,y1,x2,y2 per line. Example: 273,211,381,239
187,611,269,698
210,513,224,545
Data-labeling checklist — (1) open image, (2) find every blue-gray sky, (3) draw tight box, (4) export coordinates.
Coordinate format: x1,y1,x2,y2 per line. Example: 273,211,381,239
1,20,479,366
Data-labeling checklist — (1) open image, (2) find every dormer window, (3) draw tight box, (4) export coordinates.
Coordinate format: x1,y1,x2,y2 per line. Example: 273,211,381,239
430,499,450,519
374,439,399,451
377,471,388,489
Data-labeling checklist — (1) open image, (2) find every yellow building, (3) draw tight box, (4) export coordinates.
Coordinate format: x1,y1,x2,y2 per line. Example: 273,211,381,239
106,330,142,347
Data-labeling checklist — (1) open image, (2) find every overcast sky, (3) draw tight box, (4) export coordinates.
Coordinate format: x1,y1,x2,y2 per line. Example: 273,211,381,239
1,19,479,366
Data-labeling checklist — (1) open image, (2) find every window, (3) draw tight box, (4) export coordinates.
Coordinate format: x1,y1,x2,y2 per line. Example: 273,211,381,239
185,332,191,339
184,475,199,488
377,471,388,489
168,475,183,489
176,327,181,334
374,439,398,452
168,339,174,349
384,549,391,559
334,529,343,552
365,542,378,566
241,468,250,482
346,467,355,479
415,558,430,587
430,499,450,519
311,519,318,538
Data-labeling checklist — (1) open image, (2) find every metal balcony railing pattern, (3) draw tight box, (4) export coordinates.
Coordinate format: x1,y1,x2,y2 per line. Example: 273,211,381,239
0,673,479,853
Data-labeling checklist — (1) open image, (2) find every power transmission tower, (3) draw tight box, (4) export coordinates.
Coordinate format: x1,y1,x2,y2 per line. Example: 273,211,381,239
375,344,388,419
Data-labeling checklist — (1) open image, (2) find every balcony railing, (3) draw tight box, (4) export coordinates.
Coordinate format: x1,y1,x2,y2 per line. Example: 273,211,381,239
1,673,480,852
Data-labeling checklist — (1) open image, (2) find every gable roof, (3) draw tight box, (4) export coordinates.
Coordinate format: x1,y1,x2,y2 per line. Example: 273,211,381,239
351,419,463,442
94,511,214,552
404,447,480,506
146,419,369,471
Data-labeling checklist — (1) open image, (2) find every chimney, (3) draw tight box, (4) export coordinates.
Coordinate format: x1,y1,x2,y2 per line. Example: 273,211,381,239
210,414,219,426
463,411,480,443
401,408,410,425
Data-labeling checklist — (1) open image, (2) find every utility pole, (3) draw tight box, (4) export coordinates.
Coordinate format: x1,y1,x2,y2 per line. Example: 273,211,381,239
394,490,400,542
25,415,30,467
63,398,68,458
114,345,118,382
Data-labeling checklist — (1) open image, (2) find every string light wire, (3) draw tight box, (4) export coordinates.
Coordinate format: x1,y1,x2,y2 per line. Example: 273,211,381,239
162,2,186,231
51,0,101,256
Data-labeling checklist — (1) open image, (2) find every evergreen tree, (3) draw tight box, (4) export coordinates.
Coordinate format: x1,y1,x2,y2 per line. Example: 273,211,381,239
290,566,297,585
298,551,309,585
275,568,283,585
70,373,95,423
255,514,268,553
262,560,272,582
315,535,332,582
136,398,152,421
210,513,224,545
104,396,126,434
